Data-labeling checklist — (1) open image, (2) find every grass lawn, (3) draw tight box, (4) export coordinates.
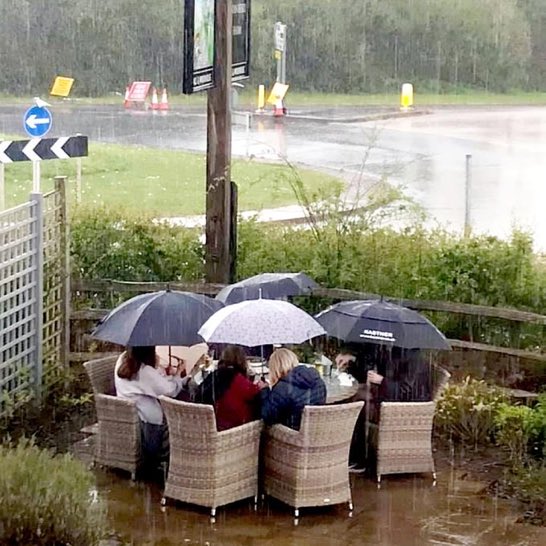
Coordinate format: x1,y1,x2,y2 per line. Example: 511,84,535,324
0,140,341,216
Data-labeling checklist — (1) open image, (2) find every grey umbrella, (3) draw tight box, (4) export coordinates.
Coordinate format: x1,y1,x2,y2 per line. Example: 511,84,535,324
91,290,224,346
215,272,318,304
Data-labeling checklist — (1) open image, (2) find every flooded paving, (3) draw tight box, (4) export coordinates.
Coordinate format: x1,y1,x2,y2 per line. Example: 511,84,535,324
92,463,546,546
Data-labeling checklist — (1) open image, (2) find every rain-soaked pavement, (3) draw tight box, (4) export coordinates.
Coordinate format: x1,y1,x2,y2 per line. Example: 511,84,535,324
92,462,546,546
1,103,545,250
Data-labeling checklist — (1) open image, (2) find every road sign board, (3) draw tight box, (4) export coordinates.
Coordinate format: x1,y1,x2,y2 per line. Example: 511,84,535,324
50,76,75,97
128,81,151,102
24,106,52,138
0,136,88,164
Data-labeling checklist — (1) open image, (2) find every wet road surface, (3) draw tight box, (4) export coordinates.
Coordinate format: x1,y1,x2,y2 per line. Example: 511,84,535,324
1,104,544,250
93,463,546,546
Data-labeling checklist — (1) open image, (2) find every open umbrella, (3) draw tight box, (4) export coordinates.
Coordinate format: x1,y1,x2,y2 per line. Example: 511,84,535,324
91,290,224,347
315,299,450,350
198,298,325,347
215,272,318,305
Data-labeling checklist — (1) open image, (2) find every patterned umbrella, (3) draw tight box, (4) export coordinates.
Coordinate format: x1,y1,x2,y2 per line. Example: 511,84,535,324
215,272,318,304
198,299,325,347
91,290,224,346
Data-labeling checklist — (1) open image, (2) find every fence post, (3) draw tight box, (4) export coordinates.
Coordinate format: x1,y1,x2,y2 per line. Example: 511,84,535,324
55,176,70,371
30,191,44,399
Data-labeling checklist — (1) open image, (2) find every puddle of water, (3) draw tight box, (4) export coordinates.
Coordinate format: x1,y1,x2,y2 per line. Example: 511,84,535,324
93,464,546,546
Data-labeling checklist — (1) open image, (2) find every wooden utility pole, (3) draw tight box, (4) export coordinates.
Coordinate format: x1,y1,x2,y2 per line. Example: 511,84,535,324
205,0,232,283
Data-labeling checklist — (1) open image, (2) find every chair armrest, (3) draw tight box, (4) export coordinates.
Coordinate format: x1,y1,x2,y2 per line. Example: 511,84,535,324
217,419,263,440
266,423,300,446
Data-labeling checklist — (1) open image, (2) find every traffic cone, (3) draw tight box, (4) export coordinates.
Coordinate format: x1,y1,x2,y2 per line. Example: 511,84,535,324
123,85,131,108
273,97,285,117
151,87,159,111
159,87,169,111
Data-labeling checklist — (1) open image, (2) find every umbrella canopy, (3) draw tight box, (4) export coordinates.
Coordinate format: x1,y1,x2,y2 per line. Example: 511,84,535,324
91,290,224,347
198,298,325,347
215,272,318,304
315,299,450,350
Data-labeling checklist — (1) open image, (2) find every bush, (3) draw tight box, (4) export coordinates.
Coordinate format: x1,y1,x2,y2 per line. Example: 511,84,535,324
435,377,507,449
494,403,534,466
0,440,106,545
528,394,546,460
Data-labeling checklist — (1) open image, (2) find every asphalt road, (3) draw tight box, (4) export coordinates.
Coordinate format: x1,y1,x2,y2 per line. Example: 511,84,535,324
1,103,544,250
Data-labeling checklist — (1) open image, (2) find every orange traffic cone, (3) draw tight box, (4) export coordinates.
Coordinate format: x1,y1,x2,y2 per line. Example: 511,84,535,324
151,87,159,111
159,87,169,111
123,85,131,108
273,97,285,117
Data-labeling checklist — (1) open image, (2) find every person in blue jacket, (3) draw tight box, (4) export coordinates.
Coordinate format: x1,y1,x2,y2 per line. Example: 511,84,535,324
260,348,326,430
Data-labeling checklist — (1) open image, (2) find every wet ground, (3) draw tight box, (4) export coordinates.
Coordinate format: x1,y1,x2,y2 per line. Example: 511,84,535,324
1,103,545,250
92,461,546,546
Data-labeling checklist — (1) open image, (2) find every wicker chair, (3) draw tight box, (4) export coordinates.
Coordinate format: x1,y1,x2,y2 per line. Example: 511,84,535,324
431,364,451,401
263,401,364,518
375,401,436,485
84,355,141,479
159,397,263,517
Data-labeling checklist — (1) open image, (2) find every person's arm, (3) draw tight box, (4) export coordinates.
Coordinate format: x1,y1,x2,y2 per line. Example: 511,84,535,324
260,384,288,426
140,365,184,398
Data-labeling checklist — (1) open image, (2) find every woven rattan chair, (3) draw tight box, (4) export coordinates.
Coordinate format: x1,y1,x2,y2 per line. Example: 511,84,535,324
84,355,141,479
263,401,364,518
159,397,263,517
375,401,436,485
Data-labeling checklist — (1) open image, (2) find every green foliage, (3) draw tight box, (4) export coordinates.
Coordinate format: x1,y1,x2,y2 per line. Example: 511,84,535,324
494,403,534,466
70,206,203,282
0,439,106,545
0,0,544,95
435,377,507,449
527,394,546,460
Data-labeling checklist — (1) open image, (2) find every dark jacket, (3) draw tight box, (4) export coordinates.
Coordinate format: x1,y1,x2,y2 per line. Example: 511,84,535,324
196,368,260,431
260,365,327,430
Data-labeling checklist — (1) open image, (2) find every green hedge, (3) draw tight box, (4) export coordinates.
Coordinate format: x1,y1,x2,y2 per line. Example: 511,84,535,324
70,208,546,347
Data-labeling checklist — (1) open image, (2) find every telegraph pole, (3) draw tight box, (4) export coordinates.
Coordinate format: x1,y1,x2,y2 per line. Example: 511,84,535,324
205,0,233,284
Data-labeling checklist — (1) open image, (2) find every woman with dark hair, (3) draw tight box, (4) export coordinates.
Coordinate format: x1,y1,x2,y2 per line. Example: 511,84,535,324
115,345,185,475
195,345,263,431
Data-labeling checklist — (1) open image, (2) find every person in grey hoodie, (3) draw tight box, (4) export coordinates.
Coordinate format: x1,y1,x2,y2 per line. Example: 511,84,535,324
261,348,327,430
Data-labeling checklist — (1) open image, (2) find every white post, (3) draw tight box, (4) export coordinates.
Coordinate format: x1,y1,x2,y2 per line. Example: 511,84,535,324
0,163,5,210
76,157,82,204
32,160,41,192
464,154,472,237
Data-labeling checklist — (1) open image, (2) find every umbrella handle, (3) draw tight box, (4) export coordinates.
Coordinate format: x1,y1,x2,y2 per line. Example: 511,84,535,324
364,378,371,461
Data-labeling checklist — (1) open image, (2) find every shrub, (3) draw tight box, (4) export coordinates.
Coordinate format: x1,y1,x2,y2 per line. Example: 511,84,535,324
0,440,106,545
435,377,507,449
494,403,534,466
528,394,546,460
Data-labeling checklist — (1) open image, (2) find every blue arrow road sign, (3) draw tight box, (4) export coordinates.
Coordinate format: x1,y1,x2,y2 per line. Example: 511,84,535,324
24,106,53,138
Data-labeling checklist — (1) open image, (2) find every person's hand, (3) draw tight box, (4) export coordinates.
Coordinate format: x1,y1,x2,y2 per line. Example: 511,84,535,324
256,380,268,390
367,370,384,385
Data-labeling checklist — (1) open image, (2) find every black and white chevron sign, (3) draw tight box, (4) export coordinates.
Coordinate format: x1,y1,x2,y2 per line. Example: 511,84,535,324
0,135,88,163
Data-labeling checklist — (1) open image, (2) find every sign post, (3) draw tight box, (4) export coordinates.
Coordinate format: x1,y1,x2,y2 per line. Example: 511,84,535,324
23,105,53,192
205,0,233,284
274,21,287,84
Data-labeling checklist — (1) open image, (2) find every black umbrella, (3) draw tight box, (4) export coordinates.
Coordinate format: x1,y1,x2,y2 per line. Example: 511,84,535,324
91,290,224,347
215,272,318,304
315,299,450,350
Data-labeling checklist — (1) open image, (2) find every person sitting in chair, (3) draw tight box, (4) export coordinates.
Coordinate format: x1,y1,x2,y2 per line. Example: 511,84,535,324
115,345,185,477
260,348,326,430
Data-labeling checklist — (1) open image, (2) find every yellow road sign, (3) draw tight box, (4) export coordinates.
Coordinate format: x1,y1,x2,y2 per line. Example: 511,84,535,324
267,82,289,105
50,76,75,97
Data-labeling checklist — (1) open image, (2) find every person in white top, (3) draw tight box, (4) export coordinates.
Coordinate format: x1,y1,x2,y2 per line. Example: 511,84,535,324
115,346,185,477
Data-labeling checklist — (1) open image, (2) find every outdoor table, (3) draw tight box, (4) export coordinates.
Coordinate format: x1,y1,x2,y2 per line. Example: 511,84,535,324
323,375,359,404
